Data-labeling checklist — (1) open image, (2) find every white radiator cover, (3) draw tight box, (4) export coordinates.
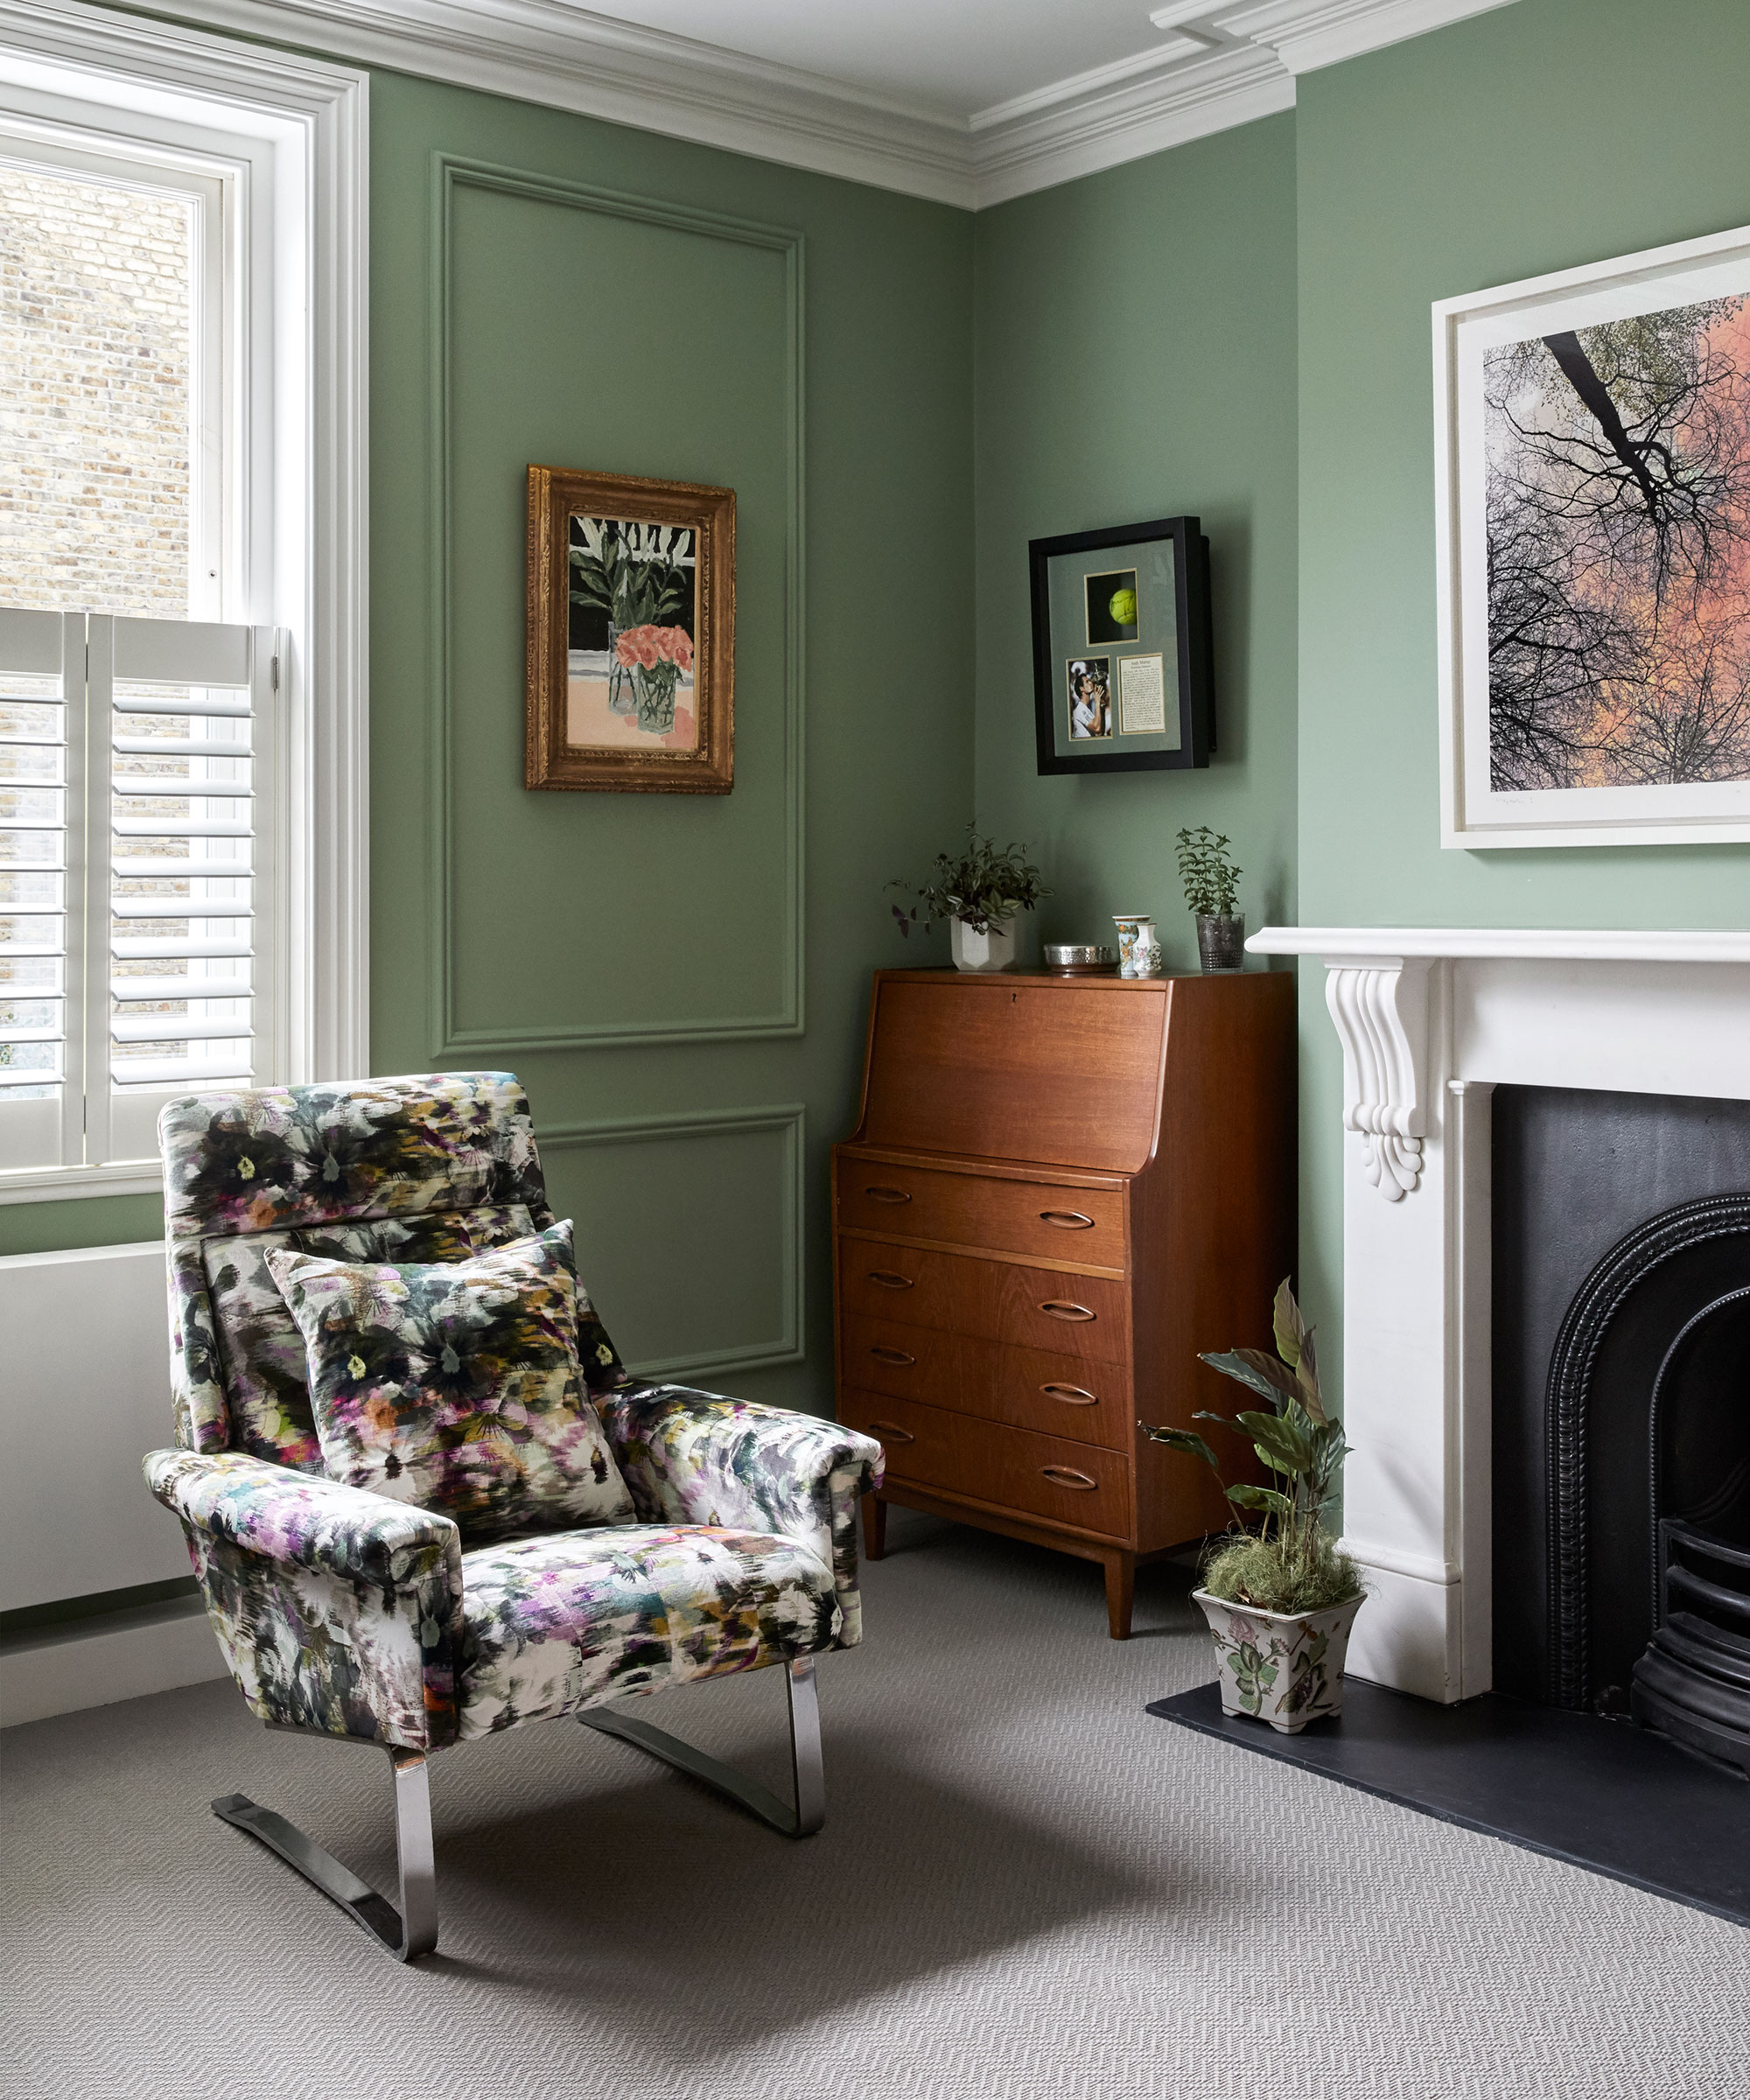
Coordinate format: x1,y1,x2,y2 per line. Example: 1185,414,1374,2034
0,1240,188,1614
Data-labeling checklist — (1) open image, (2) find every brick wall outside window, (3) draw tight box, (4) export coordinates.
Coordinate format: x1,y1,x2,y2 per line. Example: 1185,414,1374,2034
0,165,192,615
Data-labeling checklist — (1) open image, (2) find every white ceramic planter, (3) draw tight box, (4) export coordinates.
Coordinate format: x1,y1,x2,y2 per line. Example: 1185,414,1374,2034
1192,1587,1364,1733
949,916,1016,972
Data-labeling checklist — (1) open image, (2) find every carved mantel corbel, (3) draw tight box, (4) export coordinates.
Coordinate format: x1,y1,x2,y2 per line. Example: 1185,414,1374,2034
1322,957,1432,1200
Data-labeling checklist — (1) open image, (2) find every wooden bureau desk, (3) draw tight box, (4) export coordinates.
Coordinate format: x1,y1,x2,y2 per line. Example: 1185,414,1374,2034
832,966,1296,1637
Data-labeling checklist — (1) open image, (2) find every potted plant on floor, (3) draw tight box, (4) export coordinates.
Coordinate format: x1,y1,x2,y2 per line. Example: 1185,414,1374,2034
1175,825,1244,972
887,827,1051,973
1141,1280,1364,1732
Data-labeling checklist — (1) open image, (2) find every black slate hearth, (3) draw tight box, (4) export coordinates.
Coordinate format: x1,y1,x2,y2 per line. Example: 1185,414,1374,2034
1148,1679,1750,1927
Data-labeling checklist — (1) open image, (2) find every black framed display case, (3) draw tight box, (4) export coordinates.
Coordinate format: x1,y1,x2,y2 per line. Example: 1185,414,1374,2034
1028,514,1213,776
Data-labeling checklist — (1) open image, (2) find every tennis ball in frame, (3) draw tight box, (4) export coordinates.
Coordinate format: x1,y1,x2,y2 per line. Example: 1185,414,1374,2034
1109,586,1138,626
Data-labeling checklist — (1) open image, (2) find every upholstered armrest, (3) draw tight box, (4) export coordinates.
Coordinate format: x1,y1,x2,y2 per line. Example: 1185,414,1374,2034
144,1448,465,1751
596,1386,885,1648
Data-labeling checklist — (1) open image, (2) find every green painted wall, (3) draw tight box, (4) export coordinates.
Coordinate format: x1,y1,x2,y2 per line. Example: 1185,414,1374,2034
970,116,1300,972
4,66,976,1422
1293,0,1750,1356
17,0,1747,1434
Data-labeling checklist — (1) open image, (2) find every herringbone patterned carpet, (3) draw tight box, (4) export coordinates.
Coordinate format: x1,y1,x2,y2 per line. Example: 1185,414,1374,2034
5,1507,1746,2099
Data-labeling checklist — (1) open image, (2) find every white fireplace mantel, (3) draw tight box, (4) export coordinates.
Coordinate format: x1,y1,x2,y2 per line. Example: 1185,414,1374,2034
1247,925,1750,1704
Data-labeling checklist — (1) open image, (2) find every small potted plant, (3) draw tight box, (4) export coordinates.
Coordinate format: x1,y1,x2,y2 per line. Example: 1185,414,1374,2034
1141,1280,1364,1732
1175,825,1243,972
887,827,1051,973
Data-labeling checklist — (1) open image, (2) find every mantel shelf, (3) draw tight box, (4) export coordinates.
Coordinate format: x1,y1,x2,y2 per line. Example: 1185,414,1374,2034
1247,926,1750,965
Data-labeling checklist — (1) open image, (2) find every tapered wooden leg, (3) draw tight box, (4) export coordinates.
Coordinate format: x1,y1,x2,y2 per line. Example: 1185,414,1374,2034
862,1492,887,1561
1103,1551,1135,1640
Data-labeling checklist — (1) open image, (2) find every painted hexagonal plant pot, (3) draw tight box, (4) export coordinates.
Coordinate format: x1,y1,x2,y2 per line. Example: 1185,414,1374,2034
1192,1590,1366,1734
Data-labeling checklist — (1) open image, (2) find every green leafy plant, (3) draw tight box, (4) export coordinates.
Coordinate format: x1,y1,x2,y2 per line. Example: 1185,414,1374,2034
1139,1278,1362,1615
887,827,1051,938
1175,825,1241,918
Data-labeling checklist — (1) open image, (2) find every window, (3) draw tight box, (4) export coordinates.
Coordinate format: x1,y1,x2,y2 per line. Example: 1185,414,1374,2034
0,5,368,1200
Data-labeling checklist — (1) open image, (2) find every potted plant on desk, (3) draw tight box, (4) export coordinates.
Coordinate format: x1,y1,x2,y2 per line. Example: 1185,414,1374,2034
1141,1280,1364,1732
1175,825,1244,972
887,827,1050,972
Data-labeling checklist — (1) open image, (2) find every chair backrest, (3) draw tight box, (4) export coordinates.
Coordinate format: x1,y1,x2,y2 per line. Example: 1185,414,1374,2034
160,1072,554,1466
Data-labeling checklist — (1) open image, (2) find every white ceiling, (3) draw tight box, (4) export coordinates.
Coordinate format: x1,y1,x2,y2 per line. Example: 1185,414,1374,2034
574,2,1235,128
150,0,1522,206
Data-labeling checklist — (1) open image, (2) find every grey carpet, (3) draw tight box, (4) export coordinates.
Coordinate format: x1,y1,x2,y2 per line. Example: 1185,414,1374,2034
4,1505,1747,2100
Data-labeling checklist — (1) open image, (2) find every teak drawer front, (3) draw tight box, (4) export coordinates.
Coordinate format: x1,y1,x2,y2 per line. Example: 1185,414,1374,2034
838,1240,1130,1365
841,1312,1130,1449
837,1158,1126,1268
841,1390,1133,1540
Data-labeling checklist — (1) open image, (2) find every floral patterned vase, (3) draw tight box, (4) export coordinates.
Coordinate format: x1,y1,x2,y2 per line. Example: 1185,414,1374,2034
1191,1587,1364,1733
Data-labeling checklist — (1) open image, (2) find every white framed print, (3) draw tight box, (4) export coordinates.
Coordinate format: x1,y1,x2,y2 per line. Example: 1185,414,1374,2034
1433,223,1750,848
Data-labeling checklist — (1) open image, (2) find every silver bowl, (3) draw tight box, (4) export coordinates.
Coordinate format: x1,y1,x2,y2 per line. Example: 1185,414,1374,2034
1044,943,1117,966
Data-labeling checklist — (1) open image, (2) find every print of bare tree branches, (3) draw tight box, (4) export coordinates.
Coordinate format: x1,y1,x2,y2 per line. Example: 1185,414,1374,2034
1484,296,1750,790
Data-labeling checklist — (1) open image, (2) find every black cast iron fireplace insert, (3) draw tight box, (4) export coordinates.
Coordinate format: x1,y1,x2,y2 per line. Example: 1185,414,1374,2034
1494,1088,1750,1775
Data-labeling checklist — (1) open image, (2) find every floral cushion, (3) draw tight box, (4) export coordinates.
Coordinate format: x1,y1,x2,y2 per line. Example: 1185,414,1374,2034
205,1210,505,1471
266,1221,634,1544
456,1523,838,1737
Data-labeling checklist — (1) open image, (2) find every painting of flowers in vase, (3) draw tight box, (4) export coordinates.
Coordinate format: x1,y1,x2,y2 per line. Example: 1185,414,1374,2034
568,516,698,750
526,466,734,793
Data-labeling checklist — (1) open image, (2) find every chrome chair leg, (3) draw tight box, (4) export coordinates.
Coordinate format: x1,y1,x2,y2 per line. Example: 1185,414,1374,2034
578,1655,827,1838
212,1740,439,1962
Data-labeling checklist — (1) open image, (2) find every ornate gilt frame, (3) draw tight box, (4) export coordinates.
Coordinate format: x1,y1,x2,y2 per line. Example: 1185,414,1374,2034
525,466,735,793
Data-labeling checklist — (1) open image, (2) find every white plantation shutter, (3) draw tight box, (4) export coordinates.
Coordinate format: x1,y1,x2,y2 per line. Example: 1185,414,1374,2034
0,609,280,1177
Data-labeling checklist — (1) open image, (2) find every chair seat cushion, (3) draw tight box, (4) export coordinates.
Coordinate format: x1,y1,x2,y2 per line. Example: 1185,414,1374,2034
455,1523,839,1738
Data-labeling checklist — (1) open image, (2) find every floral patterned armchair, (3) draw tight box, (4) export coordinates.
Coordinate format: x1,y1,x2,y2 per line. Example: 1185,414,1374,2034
143,1072,882,1960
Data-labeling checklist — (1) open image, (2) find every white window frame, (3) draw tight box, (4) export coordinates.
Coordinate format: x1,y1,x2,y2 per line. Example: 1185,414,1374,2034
0,0,368,1202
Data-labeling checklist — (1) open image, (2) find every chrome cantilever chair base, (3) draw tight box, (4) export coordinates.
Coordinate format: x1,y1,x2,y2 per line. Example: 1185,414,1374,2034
213,1655,824,1962
213,1742,438,1962
578,1654,826,1838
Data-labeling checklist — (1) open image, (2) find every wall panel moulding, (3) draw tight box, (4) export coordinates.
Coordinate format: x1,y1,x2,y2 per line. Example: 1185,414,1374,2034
136,0,1522,208
427,155,804,1057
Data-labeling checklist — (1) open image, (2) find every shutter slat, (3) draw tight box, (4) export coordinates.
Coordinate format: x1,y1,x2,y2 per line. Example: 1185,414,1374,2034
113,974,251,1002
112,1053,255,1086
111,935,253,960
110,899,253,920
112,858,252,879
0,1067,65,1088
108,691,251,719
111,747,248,764
112,820,254,839
111,1013,252,1044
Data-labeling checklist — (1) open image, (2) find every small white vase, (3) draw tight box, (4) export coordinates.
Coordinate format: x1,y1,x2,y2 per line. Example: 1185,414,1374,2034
949,916,1016,972
1192,1587,1364,1733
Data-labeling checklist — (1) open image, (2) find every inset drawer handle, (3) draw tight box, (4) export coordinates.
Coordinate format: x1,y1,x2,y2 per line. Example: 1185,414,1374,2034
868,1270,915,1290
1040,1300,1096,1322
867,1420,915,1445
1040,1382,1098,1406
1040,1210,1095,1229
864,1185,912,1205
870,1346,916,1366
1041,1466,1097,1490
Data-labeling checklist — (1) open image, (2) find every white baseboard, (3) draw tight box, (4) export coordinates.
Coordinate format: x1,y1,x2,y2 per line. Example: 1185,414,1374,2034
1,1597,228,1727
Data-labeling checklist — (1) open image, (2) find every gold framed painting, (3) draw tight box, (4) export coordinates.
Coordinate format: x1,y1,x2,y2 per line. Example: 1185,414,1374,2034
525,466,735,793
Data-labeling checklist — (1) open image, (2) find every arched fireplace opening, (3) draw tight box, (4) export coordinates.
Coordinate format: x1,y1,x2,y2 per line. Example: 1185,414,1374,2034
1492,1088,1750,1779
1546,1198,1750,1750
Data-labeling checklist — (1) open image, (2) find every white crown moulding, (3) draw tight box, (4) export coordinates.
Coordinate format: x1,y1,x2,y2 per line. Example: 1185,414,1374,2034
120,0,1521,210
